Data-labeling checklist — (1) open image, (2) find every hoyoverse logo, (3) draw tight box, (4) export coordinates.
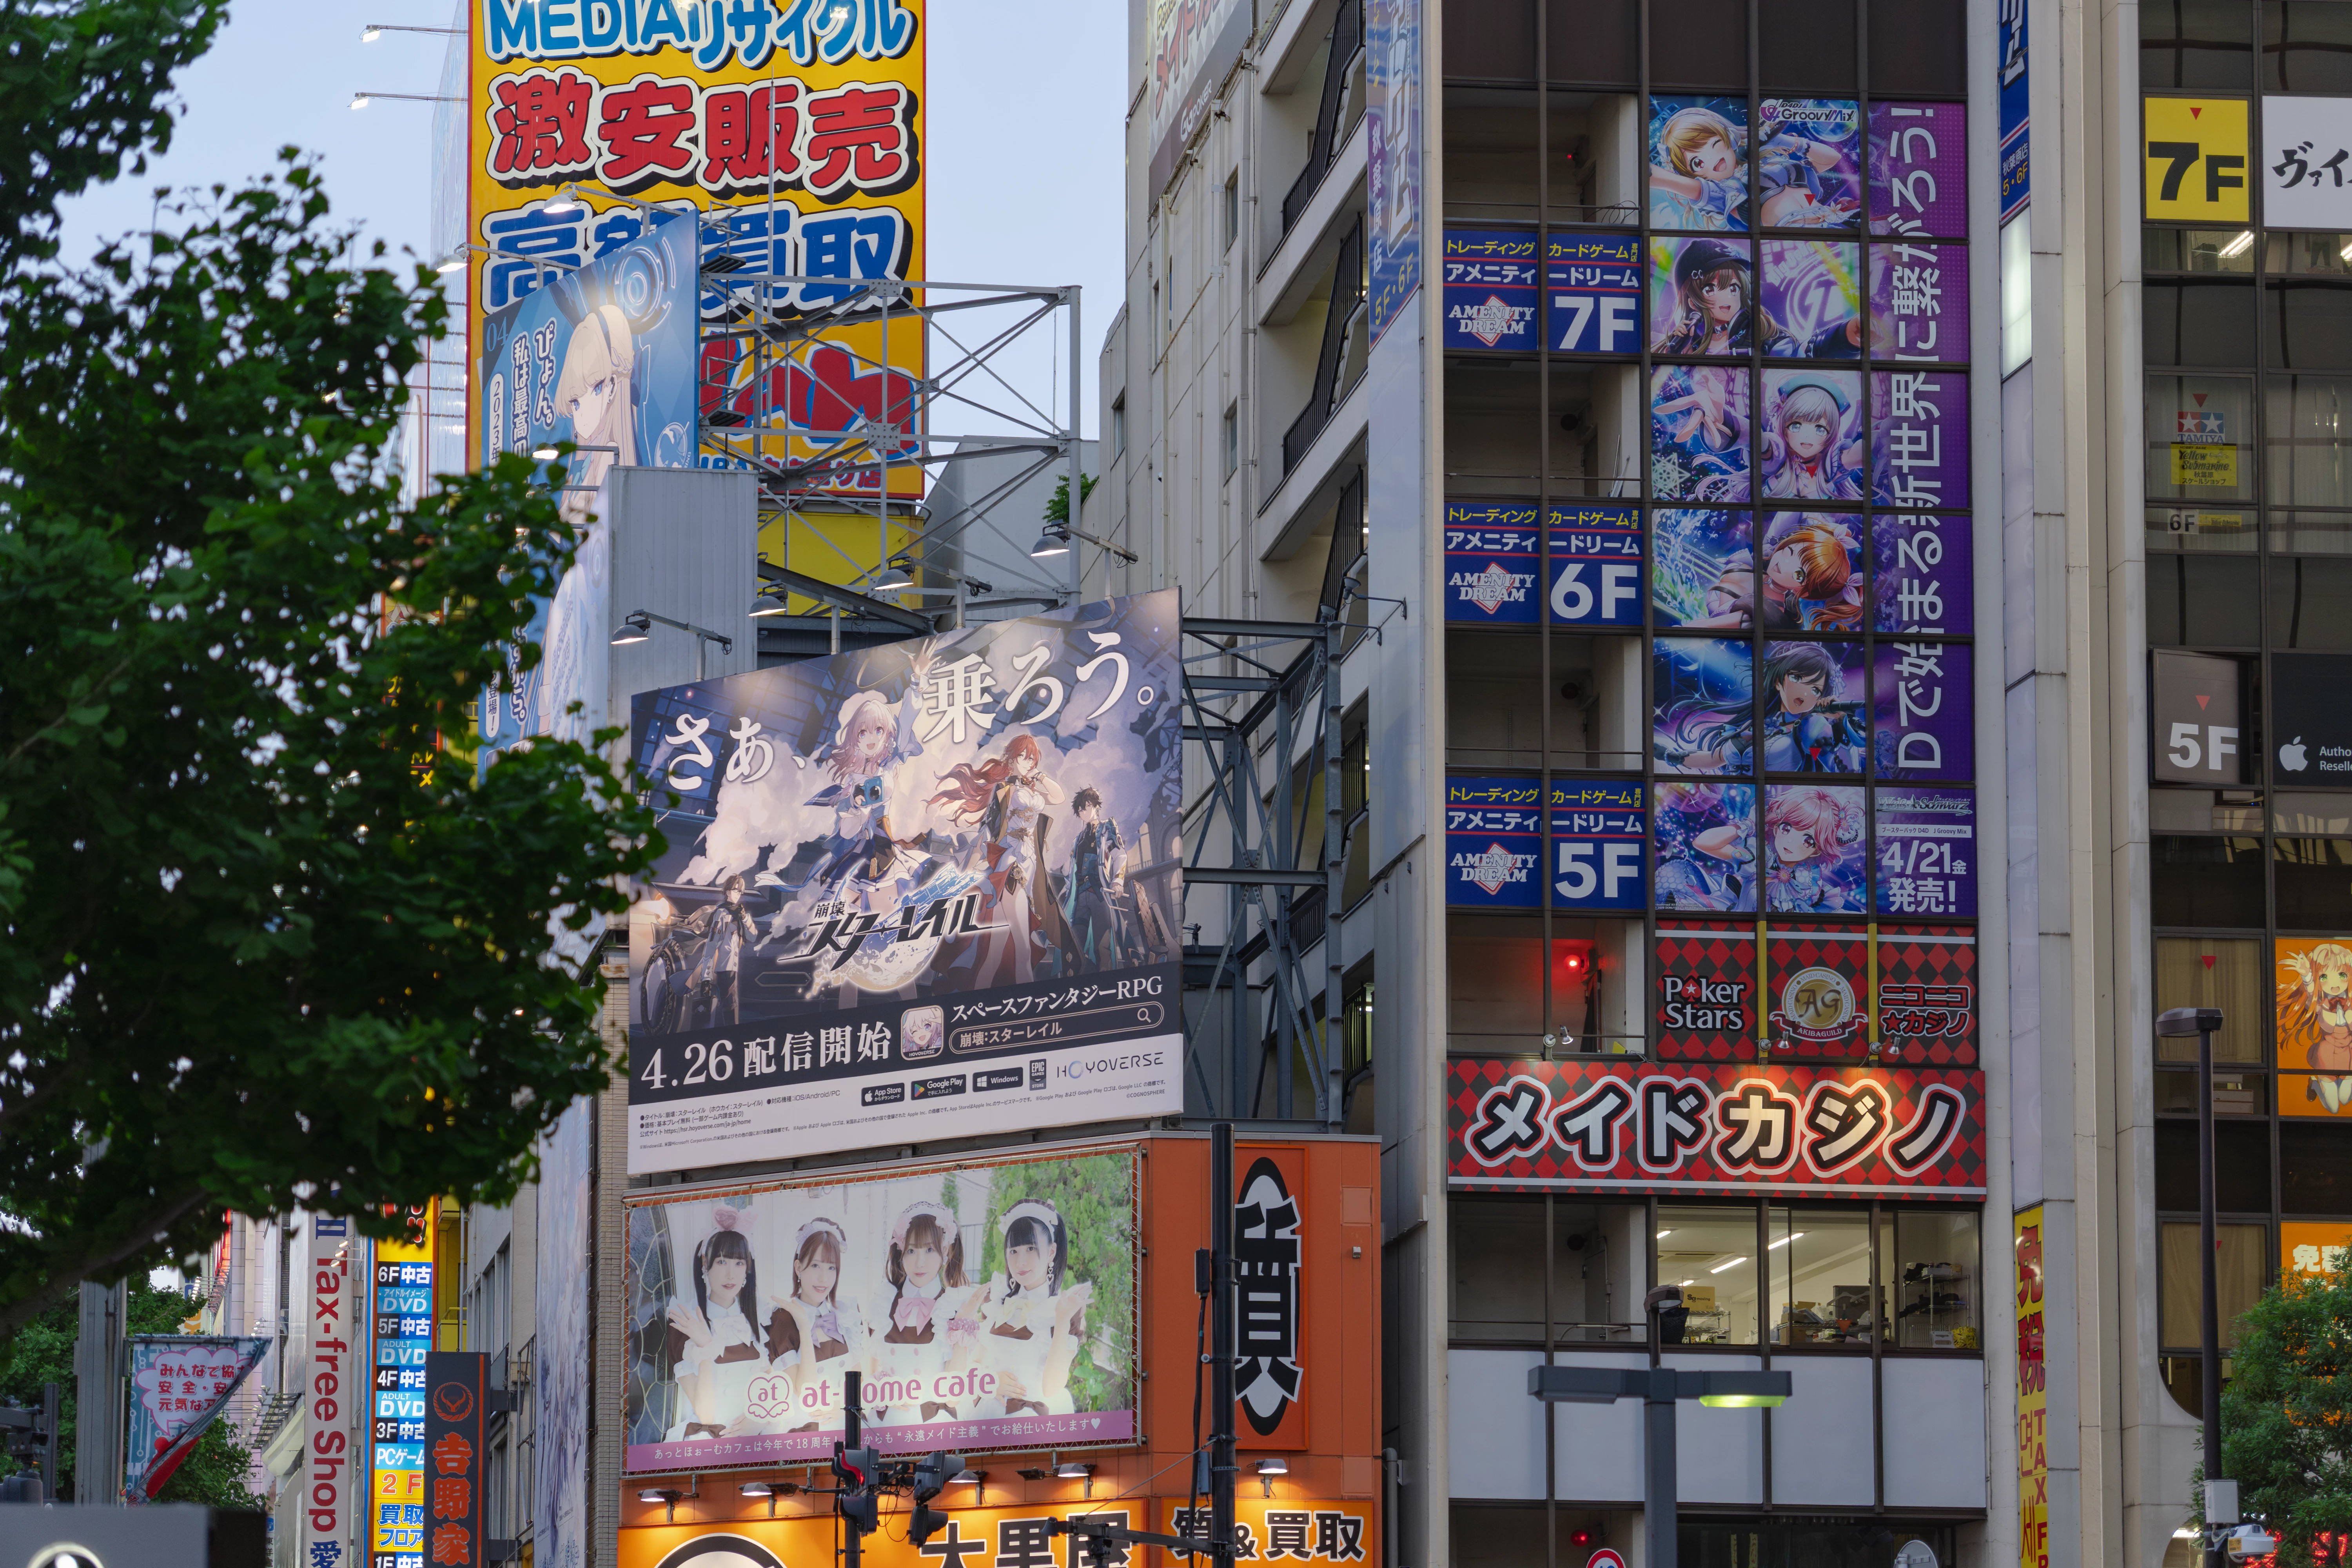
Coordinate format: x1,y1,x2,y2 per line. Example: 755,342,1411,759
1233,1156,1303,1436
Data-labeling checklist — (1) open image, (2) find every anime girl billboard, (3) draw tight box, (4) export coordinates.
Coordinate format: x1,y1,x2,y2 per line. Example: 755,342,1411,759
622,1147,1139,1472
624,592,1185,1175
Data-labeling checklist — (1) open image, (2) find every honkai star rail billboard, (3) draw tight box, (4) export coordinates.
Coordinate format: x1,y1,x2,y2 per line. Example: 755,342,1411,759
468,0,926,498
625,592,1184,1175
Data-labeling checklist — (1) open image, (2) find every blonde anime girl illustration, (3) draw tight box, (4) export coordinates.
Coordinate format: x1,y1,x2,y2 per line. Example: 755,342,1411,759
769,1217,865,1432
2281,941,2352,1110
551,305,638,524
662,1202,769,1441
1651,105,1749,230
967,1199,1093,1418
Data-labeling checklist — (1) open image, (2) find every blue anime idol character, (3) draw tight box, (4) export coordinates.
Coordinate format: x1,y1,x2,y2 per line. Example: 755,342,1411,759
1759,641,1867,773
1652,365,1751,504
1654,781,1759,913
1653,636,1754,776
1755,99,1862,230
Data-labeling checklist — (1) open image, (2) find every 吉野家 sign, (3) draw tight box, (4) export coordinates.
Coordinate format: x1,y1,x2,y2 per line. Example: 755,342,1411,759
625,591,1183,1174
621,1145,1138,1472
421,1353,488,1568
2144,97,2249,223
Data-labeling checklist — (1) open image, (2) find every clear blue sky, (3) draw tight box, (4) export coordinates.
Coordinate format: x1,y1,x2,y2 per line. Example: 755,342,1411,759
53,0,1129,436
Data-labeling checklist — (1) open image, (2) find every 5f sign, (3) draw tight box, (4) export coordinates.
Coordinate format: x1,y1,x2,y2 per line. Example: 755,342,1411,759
2146,98,2250,221
2152,650,2243,785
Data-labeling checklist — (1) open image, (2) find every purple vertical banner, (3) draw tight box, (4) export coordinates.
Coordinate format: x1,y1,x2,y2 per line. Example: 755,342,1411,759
1872,641,1975,782
1445,775,1546,907
1547,233,1644,354
1868,102,1968,237
1871,513,1974,635
1868,240,1970,361
1874,786,1976,917
1444,500,1543,624
1870,368,1971,510
1548,503,1644,627
1442,229,1541,352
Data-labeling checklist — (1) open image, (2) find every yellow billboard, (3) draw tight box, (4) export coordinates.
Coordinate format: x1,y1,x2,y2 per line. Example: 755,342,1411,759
465,0,927,526
2144,98,2249,223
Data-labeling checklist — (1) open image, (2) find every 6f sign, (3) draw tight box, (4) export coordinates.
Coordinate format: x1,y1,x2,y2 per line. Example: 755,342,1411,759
2146,98,2250,221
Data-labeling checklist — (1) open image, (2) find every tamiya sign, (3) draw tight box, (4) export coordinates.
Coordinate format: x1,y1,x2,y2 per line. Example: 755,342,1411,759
1448,1058,1983,1198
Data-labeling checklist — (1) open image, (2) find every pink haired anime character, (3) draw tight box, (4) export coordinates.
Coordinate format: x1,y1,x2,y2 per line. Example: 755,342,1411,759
1764,787,1865,914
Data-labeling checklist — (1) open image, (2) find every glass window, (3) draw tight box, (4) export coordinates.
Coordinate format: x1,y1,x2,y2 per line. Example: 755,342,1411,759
1769,1207,1875,1348
1891,1208,1982,1350
2267,231,2352,275
1443,88,1539,215
2151,789,2267,832
2149,373,2258,503
1446,629,1544,762
2276,791,2352,832
2270,511,2352,554
1544,0,1638,87
1553,1201,1651,1343
2159,1221,2269,1347
2266,0,2352,91
2146,280,2258,367
1549,632,1644,771
2142,0,2259,87
1543,916,1646,1056
1441,0,1534,83
1544,92,1641,226
2276,837,2352,927
2150,226,2259,273
1650,0,1745,88
2147,506,2259,555
2145,554,2262,644
2157,1120,2275,1210
2269,557,2352,649
1446,913,1546,1049
2157,1068,2270,1114
2283,1122,2352,1212
2269,374,2352,508
1443,359,1541,492
2152,835,2269,926
1869,0,1967,94
1448,1197,1546,1340
1761,0,1857,89
2155,936,2269,1062
1655,1205,1759,1345
2269,283,2352,371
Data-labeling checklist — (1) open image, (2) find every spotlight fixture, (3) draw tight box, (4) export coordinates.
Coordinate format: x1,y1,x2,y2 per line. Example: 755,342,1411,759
638,1486,685,1521
1254,1456,1287,1496
349,93,372,110
434,250,467,274
950,1470,983,1486
537,191,585,217
1017,1466,1047,1481
611,611,653,646
1055,1463,1094,1479
1029,527,1071,559
748,592,793,618
873,556,915,591
361,25,382,41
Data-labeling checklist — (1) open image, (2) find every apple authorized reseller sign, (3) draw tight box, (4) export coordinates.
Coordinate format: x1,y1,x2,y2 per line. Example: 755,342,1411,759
2274,652,2352,781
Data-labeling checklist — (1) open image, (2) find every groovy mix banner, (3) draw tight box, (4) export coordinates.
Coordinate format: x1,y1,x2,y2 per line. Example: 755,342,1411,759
468,0,925,495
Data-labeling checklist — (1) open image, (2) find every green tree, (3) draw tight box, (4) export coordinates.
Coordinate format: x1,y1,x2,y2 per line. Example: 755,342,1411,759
2218,1257,2352,1564
975,1152,1137,1414
0,19,660,1333
1043,472,1097,526
0,1282,256,1506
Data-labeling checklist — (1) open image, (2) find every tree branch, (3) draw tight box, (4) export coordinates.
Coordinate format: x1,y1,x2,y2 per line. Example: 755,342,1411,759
0,1187,211,1340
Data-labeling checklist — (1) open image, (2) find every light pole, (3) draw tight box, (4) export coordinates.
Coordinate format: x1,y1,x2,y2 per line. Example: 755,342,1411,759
2159,1003,2227,1568
1528,1363,1791,1568
611,609,734,682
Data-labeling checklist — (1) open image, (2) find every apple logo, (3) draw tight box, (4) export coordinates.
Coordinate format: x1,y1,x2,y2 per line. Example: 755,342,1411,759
2283,736,2311,772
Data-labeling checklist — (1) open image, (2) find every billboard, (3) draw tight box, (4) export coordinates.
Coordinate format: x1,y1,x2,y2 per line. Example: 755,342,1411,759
1365,0,1422,341
535,1103,593,1568
1145,0,1253,199
621,1146,1140,1471
422,1354,489,1568
468,0,926,498
1448,1057,1985,1198
123,1335,269,1502
370,1210,436,1568
623,591,1183,1174
299,1219,357,1568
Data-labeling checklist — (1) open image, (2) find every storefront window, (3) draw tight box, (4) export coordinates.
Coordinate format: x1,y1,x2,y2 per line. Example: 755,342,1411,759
2142,0,2258,89
2152,835,2269,926
1768,1207,1875,1347
1656,1205,1759,1345
2154,936,2267,1062
1891,1207,1982,1350
2268,373,2352,508
1448,1197,1652,1343
2159,1221,2269,1349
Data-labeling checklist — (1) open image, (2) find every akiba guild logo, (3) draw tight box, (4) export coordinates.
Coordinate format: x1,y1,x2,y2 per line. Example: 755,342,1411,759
1234,1158,1303,1435
1767,966,1860,1052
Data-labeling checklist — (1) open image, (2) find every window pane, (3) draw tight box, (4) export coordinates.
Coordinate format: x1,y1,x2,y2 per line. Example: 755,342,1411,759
1762,0,1857,89
2150,226,2259,273
1770,1207,1875,1348
2266,231,2352,274
1446,629,1544,762
1446,913,1546,1048
2269,374,2352,508
1443,88,1540,215
1545,0,1638,87
2266,0,2352,91
2154,936,2268,1062
2276,791,2352,832
1550,632,1644,771
1444,360,1541,492
2146,280,2257,366
1546,916,1647,1057
2143,554,2261,644
1656,1205,1759,1345
2276,838,2352,927
2151,790,2266,832
2149,373,2257,503
2156,1120,2273,1210
1545,91,1641,226
2159,1222,2269,1347
1553,1201,1651,1343
2153,835,2268,926
2142,0,2258,87
1442,0,1535,82
2283,1121,2352,1212
2270,511,2352,554
2157,1068,2269,1114
2268,557,2352,650
1651,0,1746,88
1449,1197,1545,1340
2269,283,2352,371
1869,0,1967,94
1893,1208,1982,1350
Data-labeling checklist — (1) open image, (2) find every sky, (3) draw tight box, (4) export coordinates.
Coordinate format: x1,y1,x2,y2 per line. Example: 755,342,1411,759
53,0,1132,437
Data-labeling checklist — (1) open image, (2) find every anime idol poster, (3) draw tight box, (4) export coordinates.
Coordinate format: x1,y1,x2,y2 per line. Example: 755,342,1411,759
1653,636,1754,777
1654,780,1758,913
1650,96,1750,231
1754,99,1862,229
1759,240,1864,358
1652,365,1752,503
624,592,1184,1174
622,1146,1140,1470
1651,508,1755,630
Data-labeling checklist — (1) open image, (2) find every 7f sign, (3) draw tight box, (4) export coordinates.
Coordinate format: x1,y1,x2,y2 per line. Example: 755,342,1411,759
2145,97,2249,221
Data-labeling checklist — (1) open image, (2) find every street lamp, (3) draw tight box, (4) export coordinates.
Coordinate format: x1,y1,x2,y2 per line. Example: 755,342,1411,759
2159,1003,2228,1568
610,608,735,682
1528,1363,1791,1568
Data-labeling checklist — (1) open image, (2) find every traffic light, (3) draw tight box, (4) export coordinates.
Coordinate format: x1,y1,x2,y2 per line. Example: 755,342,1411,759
908,1452,964,1546
1073,1524,1117,1568
833,1442,880,1538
